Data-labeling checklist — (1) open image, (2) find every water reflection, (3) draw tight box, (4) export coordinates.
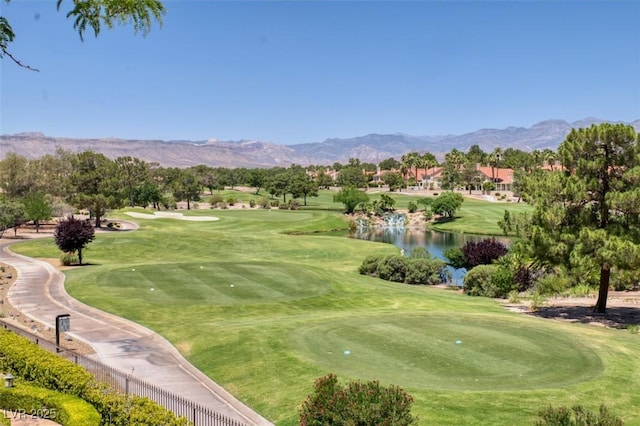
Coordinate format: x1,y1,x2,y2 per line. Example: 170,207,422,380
349,228,501,285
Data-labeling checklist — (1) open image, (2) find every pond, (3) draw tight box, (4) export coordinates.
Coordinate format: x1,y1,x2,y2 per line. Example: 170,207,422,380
348,227,505,285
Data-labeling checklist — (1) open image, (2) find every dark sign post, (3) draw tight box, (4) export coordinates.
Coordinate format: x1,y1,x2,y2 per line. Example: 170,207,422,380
55,314,70,353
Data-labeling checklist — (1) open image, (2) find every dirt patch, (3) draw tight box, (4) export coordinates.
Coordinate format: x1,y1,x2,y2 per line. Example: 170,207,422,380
502,291,640,329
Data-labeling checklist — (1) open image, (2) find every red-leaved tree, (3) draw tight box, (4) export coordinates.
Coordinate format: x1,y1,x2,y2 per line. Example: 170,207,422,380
54,216,95,265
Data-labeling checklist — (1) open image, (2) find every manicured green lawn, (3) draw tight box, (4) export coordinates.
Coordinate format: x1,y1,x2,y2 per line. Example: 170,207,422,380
12,206,640,425
429,197,532,235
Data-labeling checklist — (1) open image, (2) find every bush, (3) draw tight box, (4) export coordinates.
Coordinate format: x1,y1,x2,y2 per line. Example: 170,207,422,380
0,384,101,426
289,199,300,210
407,201,418,213
463,265,499,297
226,197,236,206
405,258,447,285
270,200,280,208
535,272,571,296
359,253,449,286
535,404,623,426
299,373,417,426
377,255,410,282
490,265,517,297
443,247,466,269
259,197,270,209
460,238,508,269
0,329,190,426
209,194,223,206
249,199,256,208
359,255,382,275
60,252,79,266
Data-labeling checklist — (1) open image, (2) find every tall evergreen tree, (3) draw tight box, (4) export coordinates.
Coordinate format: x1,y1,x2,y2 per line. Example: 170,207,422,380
523,124,640,313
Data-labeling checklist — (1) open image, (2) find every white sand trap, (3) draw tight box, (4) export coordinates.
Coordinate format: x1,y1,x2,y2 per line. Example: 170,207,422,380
125,211,219,221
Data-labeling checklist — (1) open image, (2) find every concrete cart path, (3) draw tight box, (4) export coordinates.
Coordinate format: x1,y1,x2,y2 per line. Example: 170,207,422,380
0,239,272,426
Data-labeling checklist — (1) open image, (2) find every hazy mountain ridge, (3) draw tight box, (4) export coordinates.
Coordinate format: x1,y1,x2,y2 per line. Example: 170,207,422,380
2,118,638,168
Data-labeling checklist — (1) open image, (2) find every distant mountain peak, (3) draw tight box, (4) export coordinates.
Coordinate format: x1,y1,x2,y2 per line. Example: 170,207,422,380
1,118,638,167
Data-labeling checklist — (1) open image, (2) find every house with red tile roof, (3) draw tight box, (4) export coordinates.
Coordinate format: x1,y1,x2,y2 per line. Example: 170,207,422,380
476,166,515,191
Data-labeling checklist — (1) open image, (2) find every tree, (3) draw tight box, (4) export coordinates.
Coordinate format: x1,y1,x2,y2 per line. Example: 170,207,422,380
54,216,95,265
0,152,32,198
430,192,464,218
523,124,640,313
246,168,268,195
378,157,401,171
0,199,25,238
290,174,319,206
314,170,334,189
335,161,369,188
114,156,150,207
265,170,292,203
466,144,486,165
67,151,123,227
172,170,201,210
400,152,419,184
461,161,482,194
22,192,53,233
132,180,163,209
333,186,369,214
1,0,166,71
382,171,404,191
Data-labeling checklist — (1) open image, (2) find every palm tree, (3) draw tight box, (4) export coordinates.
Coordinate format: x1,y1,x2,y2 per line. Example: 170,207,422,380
489,147,503,183
421,152,438,188
400,152,419,186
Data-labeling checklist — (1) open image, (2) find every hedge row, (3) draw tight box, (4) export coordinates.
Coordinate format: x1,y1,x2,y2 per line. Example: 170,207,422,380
0,384,101,426
0,329,191,426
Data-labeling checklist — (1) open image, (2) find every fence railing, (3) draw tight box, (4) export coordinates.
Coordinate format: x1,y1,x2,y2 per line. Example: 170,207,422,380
0,320,247,426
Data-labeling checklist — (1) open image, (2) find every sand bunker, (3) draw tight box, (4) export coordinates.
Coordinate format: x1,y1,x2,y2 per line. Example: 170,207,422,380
125,211,219,221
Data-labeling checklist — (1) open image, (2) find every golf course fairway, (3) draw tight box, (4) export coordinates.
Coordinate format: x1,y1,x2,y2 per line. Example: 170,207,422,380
12,206,640,425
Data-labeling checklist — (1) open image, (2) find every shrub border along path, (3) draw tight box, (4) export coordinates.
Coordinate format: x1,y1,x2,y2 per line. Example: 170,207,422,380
0,226,271,426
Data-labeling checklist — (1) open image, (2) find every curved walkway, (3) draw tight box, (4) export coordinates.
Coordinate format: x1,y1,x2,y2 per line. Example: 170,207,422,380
0,227,272,426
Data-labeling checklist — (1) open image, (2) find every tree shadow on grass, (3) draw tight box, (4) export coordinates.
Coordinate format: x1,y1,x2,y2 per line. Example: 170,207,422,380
529,305,640,329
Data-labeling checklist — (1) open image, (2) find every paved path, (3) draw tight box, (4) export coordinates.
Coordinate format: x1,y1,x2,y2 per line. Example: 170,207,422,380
0,235,273,426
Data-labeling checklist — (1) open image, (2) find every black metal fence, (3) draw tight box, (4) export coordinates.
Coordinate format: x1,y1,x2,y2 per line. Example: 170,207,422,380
0,320,247,426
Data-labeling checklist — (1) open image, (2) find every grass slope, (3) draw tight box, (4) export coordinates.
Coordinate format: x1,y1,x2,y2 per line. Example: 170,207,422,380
12,204,640,425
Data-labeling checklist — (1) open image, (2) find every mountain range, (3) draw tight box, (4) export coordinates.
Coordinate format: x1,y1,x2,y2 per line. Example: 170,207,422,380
1,118,638,168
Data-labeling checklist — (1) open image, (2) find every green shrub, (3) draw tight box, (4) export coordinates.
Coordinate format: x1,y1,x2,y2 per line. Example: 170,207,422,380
463,264,517,298
226,197,236,206
407,201,418,213
535,404,623,426
423,207,433,220
463,265,499,297
359,255,382,275
60,252,79,266
0,384,101,426
529,292,547,311
377,255,410,282
0,329,190,426
405,258,446,285
535,272,570,296
249,199,256,208
209,194,223,206
491,265,517,298
299,373,417,426
289,199,300,210
0,329,93,396
270,200,280,208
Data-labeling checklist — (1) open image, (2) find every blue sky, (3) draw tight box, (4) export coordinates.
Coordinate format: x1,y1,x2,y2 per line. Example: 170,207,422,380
1,1,639,145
